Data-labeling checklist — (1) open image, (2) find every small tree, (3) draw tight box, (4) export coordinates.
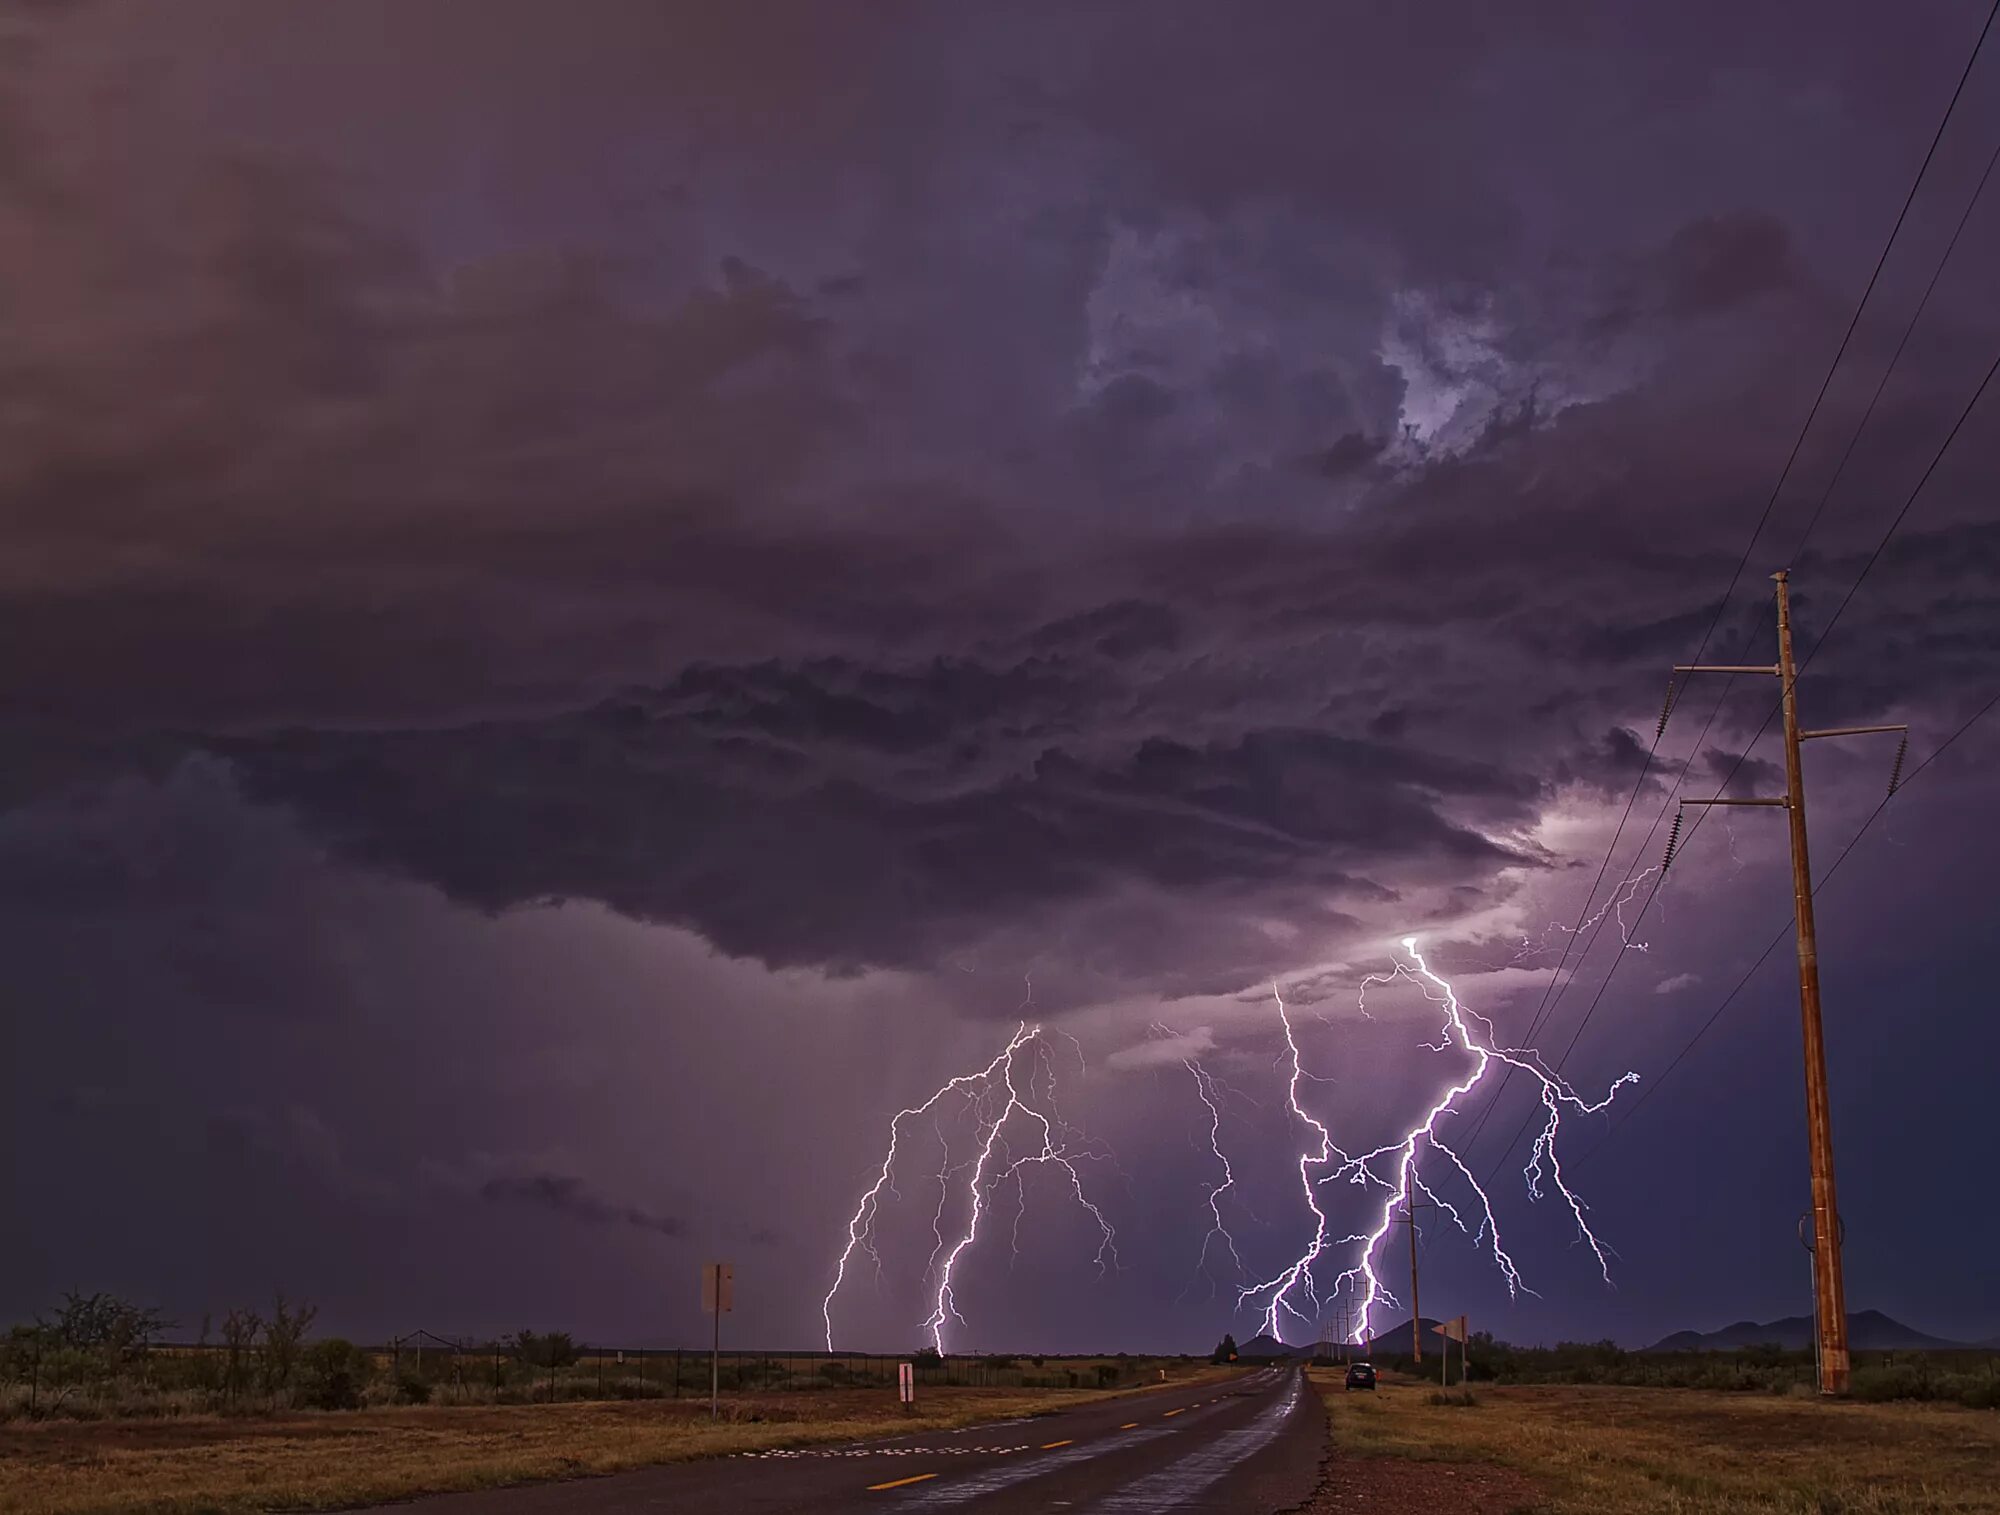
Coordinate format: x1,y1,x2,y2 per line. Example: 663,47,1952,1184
45,1290,166,1358
222,1307,263,1401
260,1294,317,1397
507,1330,578,1370
301,1339,373,1411
1211,1333,1239,1365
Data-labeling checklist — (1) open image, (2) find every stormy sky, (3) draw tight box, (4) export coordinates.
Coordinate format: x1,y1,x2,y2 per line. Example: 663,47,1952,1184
5,0,2000,1353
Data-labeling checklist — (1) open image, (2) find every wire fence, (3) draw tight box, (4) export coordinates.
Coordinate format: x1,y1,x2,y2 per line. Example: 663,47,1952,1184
1,1334,1177,1419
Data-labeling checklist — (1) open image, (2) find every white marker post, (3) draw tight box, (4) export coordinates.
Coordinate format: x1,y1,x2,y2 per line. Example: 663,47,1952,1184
702,1262,734,1419
898,1360,914,1414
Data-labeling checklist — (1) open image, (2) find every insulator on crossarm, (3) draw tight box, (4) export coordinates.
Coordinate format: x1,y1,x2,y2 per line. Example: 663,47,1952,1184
1655,677,1679,741
1887,733,1908,797
1661,810,1684,872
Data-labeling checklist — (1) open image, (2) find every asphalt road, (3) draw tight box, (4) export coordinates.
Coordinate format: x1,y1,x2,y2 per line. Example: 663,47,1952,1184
356,1367,1325,1515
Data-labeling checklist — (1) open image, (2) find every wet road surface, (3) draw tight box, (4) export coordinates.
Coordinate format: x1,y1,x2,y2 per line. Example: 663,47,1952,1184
356,1366,1324,1515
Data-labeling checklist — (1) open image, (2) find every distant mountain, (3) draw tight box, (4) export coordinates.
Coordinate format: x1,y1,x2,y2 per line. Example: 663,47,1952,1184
1235,1333,1299,1360
1359,1316,1446,1358
1643,1309,1970,1353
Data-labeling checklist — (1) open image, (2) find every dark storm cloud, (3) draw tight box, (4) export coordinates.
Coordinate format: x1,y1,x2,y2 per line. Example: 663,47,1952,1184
4,0,2000,1350
212,656,1541,987
477,1169,683,1239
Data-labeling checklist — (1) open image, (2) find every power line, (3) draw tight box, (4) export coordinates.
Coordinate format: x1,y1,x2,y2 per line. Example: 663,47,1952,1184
1579,682,2000,1160
1449,0,2000,1169
1480,343,2000,1183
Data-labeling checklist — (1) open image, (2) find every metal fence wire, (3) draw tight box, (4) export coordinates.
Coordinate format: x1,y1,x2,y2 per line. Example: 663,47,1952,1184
2,1338,1157,1415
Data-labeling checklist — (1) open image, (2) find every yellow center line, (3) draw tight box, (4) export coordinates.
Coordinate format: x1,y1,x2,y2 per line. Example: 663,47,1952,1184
868,1473,938,1491
1041,1438,1074,1449
1119,1421,1140,1429
1162,1407,1185,1417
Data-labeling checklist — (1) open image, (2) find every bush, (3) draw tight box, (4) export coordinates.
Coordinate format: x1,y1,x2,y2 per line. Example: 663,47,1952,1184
1427,1388,1480,1407
507,1330,578,1370
301,1339,372,1411
394,1370,433,1405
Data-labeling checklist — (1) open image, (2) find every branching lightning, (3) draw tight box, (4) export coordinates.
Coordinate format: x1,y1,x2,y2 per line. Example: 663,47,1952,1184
1330,940,1636,1343
1235,986,1370,1339
1237,941,1636,1347
823,1019,1119,1353
1173,1045,1247,1299
1512,866,1661,962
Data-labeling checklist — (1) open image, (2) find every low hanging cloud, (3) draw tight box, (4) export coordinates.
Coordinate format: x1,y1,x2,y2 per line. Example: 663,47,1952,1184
476,1168,684,1238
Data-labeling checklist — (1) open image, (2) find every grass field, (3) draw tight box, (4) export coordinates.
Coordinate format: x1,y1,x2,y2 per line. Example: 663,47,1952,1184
1310,1369,2000,1513
0,1368,1235,1515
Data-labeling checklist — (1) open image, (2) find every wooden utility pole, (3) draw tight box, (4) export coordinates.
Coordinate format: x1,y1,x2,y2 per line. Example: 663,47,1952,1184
1400,1182,1431,1364
1670,570,1905,1396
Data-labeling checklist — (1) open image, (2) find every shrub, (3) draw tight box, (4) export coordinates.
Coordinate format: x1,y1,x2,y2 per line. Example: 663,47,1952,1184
507,1330,578,1370
1427,1388,1479,1407
394,1370,433,1405
301,1339,372,1411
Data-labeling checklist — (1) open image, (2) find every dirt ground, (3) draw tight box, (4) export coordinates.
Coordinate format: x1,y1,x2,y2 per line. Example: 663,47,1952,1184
1300,1453,1545,1513
1305,1369,2000,1514
0,1373,1232,1515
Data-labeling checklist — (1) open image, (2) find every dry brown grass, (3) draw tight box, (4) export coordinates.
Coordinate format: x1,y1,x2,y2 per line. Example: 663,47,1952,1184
1310,1369,2000,1513
0,1369,1236,1515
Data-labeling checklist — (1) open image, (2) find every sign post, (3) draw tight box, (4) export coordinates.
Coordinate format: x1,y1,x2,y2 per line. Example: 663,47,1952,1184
897,1360,914,1414
702,1262,734,1419
1432,1315,1468,1387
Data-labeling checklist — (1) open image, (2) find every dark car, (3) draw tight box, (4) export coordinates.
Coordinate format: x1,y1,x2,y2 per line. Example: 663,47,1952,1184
1344,1362,1377,1391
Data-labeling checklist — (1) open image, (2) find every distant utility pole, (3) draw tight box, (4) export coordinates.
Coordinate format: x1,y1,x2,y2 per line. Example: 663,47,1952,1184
1400,1181,1432,1364
1667,570,1906,1397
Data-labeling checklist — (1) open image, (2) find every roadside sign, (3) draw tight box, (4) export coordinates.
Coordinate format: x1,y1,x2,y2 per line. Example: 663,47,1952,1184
898,1361,914,1405
702,1262,734,1314
703,1262,733,1421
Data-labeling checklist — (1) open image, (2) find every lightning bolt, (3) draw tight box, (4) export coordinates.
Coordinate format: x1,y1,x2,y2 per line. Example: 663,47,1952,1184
1176,1048,1246,1298
1512,866,1660,962
1235,986,1370,1340
823,1019,1119,1354
1331,939,1636,1344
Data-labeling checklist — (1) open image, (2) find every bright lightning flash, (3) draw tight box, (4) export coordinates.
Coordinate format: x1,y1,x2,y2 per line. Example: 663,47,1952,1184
823,1022,1118,1353
1234,987,1369,1339
1238,942,1637,1347
1331,940,1637,1344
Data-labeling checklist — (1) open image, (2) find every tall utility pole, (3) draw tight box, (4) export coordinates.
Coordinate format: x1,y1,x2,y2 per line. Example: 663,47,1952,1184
1400,1181,1431,1364
1669,570,1905,1396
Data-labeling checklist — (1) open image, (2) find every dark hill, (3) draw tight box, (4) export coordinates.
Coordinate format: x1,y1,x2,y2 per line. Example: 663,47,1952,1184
1235,1333,1298,1360
1642,1309,1969,1353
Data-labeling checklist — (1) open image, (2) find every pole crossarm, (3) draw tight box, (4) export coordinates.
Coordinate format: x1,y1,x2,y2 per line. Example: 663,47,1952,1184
1799,724,1908,741
1658,570,1855,1394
